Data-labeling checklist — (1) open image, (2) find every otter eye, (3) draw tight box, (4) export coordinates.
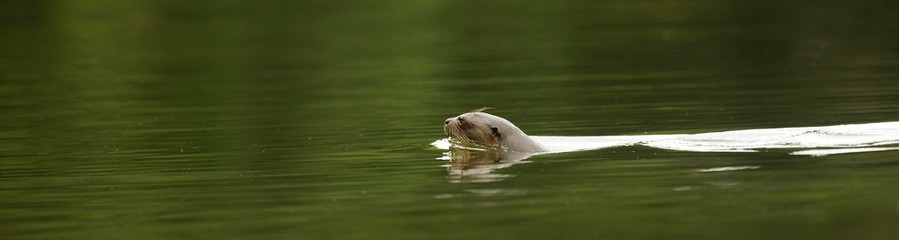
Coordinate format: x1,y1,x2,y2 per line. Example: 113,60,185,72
457,117,465,122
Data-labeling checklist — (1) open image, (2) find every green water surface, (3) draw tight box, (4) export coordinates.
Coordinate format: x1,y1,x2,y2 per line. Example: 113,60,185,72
2,1,899,239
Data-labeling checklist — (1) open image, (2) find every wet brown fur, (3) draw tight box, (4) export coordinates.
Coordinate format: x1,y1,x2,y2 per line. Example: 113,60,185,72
444,110,548,153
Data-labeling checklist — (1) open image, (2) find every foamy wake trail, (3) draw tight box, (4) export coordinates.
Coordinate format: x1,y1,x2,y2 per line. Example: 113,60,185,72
536,121,899,156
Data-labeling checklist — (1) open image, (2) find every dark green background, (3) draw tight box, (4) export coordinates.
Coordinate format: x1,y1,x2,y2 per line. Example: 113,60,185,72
2,0,898,239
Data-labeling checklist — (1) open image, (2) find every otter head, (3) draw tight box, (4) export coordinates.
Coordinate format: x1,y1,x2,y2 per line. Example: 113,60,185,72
443,109,548,153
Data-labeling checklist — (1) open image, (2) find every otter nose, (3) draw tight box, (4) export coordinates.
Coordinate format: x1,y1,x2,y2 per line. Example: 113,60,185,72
444,118,453,125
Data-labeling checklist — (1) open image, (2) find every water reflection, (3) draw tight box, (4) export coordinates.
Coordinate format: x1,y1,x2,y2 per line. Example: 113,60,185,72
433,188,529,199
440,147,537,183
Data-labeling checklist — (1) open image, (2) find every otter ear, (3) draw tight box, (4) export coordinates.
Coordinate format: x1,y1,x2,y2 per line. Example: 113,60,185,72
490,126,501,138
490,127,502,148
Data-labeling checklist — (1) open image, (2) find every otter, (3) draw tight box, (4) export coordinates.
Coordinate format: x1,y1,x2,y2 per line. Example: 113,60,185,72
444,108,549,153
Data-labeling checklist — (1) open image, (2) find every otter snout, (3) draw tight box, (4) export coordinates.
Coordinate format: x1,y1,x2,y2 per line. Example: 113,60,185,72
445,116,465,126
444,117,455,136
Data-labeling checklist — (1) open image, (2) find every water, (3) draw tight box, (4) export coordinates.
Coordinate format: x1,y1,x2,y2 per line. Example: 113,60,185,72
2,0,899,239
